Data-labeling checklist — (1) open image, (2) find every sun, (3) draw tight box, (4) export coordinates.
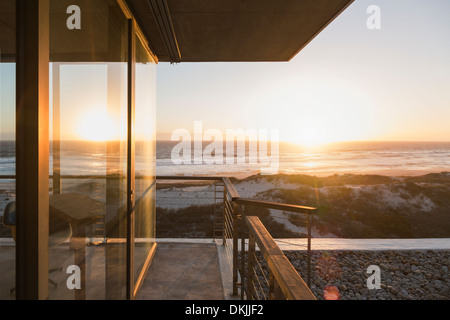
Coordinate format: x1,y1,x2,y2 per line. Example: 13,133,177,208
285,125,339,148
77,110,117,141
298,127,330,147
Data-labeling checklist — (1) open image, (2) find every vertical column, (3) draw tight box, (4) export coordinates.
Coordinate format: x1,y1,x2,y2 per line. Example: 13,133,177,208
126,18,136,300
52,63,61,195
15,0,50,300
104,56,126,300
104,4,128,299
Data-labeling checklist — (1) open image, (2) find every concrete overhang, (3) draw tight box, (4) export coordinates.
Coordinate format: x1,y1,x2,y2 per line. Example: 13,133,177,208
0,0,15,62
0,0,354,63
127,0,354,62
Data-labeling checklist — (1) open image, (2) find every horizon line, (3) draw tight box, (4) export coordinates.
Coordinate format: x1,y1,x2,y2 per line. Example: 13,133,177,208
1,139,450,143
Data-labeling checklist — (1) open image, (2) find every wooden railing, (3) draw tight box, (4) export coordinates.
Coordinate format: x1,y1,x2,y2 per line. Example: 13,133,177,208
220,176,317,300
244,216,316,300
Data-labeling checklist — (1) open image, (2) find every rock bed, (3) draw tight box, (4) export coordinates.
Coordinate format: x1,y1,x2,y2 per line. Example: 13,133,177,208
247,250,449,300
285,250,450,300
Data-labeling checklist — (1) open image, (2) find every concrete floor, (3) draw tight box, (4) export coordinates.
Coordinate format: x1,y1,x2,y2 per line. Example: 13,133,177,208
0,240,233,300
0,244,14,300
136,242,225,300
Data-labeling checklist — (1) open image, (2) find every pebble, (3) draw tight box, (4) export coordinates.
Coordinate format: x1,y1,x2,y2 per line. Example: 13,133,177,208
282,249,450,300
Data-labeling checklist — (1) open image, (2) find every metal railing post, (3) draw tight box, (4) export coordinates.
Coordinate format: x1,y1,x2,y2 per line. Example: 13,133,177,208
268,271,274,300
232,202,239,296
307,213,312,288
244,215,316,300
240,226,246,300
222,184,227,246
247,232,255,300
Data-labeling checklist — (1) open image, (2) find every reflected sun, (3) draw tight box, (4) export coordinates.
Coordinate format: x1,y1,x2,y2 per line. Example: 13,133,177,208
76,110,117,141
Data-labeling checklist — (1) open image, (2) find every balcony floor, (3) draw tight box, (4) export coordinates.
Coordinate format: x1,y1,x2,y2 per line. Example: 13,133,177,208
136,242,226,300
0,240,236,300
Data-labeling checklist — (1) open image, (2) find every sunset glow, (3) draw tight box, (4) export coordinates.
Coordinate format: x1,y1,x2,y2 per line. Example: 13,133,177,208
76,110,117,141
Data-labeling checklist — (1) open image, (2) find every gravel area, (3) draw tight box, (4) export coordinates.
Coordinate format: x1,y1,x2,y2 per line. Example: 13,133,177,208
246,250,449,300
285,250,450,300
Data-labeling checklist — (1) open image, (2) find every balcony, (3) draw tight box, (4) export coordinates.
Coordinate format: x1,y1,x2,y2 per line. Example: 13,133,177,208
138,176,317,300
1,0,358,300
0,175,317,300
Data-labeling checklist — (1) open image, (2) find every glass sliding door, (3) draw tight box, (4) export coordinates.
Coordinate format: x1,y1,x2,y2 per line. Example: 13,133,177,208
133,33,157,295
48,0,157,300
0,0,16,301
49,0,129,299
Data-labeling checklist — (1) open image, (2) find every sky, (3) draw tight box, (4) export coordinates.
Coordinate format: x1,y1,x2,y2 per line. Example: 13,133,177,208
156,0,450,145
1,0,450,145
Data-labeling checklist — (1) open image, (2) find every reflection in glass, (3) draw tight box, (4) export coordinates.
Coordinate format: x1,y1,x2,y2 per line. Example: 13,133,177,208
0,0,16,300
134,34,157,287
49,0,128,300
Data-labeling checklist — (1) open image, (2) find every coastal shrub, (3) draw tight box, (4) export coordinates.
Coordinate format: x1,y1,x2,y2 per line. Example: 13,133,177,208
156,205,215,238
262,187,317,207
154,173,450,239
321,174,394,186
242,205,301,238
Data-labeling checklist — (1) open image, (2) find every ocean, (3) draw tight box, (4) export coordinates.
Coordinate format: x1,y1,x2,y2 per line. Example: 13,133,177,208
156,140,450,178
1,140,450,240
1,140,450,178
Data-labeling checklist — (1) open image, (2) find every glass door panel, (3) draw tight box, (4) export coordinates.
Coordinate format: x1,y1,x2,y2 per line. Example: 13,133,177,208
49,0,128,300
133,33,157,291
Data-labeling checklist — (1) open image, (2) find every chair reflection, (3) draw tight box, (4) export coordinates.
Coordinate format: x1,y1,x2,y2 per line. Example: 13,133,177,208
2,201,73,295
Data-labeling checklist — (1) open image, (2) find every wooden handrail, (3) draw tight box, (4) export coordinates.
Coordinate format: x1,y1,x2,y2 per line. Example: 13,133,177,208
222,177,240,200
245,216,316,300
156,175,223,181
237,198,317,215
